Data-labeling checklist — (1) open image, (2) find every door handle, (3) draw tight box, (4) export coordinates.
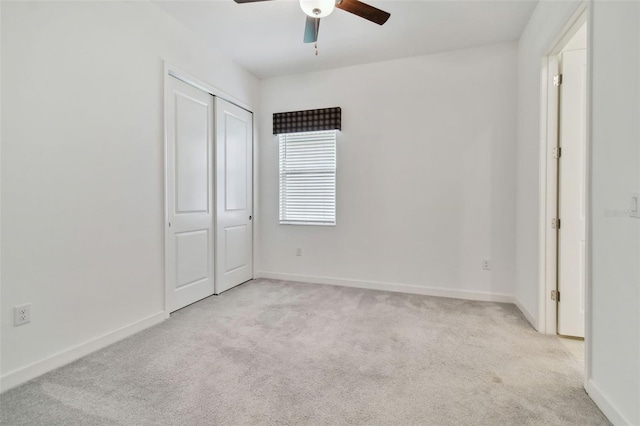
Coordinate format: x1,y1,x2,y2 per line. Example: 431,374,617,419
249,215,252,220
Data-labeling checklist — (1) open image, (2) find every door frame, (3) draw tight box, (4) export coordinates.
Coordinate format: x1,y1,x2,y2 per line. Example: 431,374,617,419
538,2,591,386
163,63,257,318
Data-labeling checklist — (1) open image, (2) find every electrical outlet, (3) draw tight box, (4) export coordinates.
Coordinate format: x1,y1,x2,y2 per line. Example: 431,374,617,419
14,303,31,326
482,260,491,270
296,247,303,256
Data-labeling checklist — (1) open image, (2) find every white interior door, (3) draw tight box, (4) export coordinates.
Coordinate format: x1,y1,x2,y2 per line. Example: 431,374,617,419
557,49,587,337
166,77,215,312
215,97,253,294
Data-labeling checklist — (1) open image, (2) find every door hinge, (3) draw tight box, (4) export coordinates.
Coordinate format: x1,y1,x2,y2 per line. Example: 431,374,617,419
552,147,562,159
551,218,561,229
553,74,563,86
551,290,560,301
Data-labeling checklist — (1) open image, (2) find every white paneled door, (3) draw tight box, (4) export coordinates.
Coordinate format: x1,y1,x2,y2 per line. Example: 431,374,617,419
166,77,215,312
215,97,253,294
557,49,587,338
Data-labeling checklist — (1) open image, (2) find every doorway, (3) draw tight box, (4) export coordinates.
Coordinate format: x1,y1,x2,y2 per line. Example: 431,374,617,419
165,73,254,314
541,10,589,373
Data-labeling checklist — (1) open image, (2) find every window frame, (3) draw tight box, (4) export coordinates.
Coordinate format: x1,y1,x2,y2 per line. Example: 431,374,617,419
278,130,337,226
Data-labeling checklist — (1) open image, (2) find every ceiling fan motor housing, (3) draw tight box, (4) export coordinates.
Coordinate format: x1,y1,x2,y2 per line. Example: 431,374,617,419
300,0,336,18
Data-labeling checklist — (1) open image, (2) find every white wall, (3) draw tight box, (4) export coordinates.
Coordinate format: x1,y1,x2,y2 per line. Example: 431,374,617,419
258,43,517,301
516,0,639,422
0,1,258,390
0,0,3,388
515,0,582,327
589,1,639,424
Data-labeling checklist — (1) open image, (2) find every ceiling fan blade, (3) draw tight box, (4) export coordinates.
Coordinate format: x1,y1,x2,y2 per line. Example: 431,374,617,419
304,16,320,43
336,0,390,25
233,0,273,3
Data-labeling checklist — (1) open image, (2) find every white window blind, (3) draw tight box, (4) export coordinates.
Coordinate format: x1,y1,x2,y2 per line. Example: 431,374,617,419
279,130,336,225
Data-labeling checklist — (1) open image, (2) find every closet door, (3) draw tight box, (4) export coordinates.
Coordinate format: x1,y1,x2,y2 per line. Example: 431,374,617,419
214,97,253,294
166,77,215,312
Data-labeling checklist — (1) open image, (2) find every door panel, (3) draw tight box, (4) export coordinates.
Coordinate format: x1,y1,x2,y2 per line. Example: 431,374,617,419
225,225,248,272
175,230,209,288
558,49,587,337
166,77,215,312
215,98,253,294
175,95,209,214
225,114,248,211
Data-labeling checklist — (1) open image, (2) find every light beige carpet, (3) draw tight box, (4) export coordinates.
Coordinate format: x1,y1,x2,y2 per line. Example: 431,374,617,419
0,279,609,425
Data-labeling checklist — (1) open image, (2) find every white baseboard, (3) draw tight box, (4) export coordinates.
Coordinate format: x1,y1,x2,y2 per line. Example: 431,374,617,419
587,379,633,426
0,311,165,393
256,271,515,303
513,297,538,330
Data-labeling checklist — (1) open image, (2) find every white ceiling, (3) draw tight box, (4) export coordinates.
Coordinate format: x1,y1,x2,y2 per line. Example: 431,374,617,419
155,0,538,79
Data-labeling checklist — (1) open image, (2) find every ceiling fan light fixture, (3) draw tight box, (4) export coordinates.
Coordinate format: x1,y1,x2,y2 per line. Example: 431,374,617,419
300,0,335,18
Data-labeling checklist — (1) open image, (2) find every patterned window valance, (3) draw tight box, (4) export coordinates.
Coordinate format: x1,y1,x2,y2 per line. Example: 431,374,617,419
273,107,341,135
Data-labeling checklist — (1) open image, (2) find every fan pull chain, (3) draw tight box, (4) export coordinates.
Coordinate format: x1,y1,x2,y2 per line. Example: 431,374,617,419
315,18,319,56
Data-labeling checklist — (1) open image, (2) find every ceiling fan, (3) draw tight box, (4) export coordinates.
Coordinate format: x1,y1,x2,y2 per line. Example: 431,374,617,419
233,0,390,45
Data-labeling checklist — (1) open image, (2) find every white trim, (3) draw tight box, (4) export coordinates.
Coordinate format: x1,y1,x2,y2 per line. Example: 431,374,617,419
252,114,259,280
256,272,515,303
538,49,555,336
163,65,171,319
584,0,594,393
546,8,589,57
251,113,260,284
514,297,538,330
0,2,3,393
537,0,594,396
0,312,165,393
586,379,633,426
539,1,589,337
539,54,559,335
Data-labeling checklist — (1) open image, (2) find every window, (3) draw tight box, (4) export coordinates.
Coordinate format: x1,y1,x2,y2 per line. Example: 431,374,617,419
279,130,337,225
